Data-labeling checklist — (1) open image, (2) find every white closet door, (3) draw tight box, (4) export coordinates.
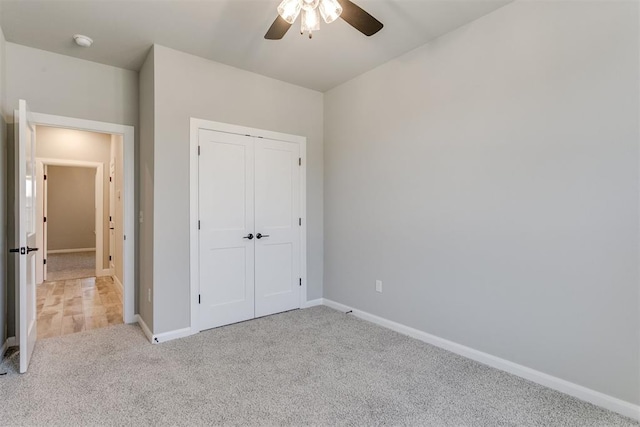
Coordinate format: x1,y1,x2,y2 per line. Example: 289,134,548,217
254,138,301,317
198,130,255,330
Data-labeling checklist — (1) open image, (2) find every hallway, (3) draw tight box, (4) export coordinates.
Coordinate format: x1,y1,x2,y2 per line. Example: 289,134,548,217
36,276,123,339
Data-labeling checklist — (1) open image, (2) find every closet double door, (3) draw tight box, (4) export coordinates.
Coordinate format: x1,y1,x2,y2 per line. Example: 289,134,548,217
198,129,301,330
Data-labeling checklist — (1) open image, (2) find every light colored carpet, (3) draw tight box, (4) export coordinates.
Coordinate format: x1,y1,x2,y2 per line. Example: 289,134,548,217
0,306,636,426
46,251,96,281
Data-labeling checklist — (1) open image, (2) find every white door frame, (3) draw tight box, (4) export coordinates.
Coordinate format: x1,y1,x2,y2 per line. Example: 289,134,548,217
36,159,104,281
189,118,307,334
30,112,136,324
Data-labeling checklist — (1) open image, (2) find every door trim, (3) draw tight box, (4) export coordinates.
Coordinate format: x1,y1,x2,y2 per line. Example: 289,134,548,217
36,158,104,282
189,118,307,334
29,112,136,324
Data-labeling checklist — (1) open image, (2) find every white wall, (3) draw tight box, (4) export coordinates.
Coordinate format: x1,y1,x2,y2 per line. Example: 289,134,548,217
324,0,639,406
46,166,96,251
149,45,323,334
5,44,138,335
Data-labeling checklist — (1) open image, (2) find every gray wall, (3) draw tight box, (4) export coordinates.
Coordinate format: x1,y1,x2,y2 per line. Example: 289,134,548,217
47,166,95,251
5,44,139,335
6,43,138,126
138,47,154,331
0,22,7,346
324,0,639,405
151,45,323,334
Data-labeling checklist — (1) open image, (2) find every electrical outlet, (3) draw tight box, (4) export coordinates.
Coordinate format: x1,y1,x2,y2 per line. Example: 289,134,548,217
375,280,382,293
148,288,151,302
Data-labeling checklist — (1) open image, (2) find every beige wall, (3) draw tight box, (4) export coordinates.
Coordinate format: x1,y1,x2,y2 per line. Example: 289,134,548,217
324,0,639,405
36,126,111,268
111,134,124,284
47,166,96,251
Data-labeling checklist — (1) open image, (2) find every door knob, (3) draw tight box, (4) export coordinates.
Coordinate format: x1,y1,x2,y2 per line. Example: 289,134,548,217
243,233,254,240
27,247,39,253
256,233,270,239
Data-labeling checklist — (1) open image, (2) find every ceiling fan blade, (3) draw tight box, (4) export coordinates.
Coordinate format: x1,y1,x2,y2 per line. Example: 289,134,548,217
339,0,383,36
265,16,292,40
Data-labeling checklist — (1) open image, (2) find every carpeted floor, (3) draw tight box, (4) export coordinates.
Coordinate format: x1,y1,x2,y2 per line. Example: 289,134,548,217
0,306,636,426
46,251,96,281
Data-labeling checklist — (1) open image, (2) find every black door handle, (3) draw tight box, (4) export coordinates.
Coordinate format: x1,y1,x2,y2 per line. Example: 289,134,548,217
243,233,254,240
9,248,20,253
27,247,39,253
256,233,270,239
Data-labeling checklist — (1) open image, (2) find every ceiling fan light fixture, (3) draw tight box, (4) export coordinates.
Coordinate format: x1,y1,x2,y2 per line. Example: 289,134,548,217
301,7,320,36
318,0,343,24
277,0,301,24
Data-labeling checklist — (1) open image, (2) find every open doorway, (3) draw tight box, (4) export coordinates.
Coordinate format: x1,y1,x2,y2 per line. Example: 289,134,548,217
34,126,126,338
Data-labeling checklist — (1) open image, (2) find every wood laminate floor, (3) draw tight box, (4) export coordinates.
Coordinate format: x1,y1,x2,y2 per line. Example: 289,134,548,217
36,276,123,339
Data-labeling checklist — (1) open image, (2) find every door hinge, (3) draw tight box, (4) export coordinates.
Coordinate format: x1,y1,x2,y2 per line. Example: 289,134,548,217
109,215,112,221
299,157,302,166
198,146,201,156
44,216,47,223
109,176,112,182
43,259,47,265
124,235,126,240
299,218,302,226
109,255,112,261
198,220,201,230
199,294,201,304
299,278,302,287
44,174,47,180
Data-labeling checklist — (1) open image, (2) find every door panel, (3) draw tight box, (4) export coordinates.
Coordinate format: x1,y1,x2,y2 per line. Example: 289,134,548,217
109,161,115,271
16,99,37,373
198,130,255,330
254,139,300,317
43,165,48,282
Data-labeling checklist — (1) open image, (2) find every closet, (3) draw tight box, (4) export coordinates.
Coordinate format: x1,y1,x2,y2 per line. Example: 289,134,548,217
196,128,302,330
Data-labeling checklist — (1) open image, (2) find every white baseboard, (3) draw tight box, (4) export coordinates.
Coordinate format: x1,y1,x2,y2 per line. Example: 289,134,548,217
113,274,124,295
154,327,195,344
301,298,324,308
97,269,112,277
322,299,639,421
135,314,195,344
47,248,96,254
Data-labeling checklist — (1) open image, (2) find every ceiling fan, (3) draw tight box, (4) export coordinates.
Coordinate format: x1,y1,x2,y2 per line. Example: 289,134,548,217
265,0,383,39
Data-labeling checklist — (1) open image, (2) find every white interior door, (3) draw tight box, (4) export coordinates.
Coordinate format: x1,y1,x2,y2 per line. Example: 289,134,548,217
254,139,301,317
109,161,115,272
14,99,38,373
198,130,255,330
35,161,44,284
43,164,48,281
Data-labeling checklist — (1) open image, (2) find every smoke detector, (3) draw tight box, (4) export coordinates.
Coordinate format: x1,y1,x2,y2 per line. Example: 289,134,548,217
73,34,93,47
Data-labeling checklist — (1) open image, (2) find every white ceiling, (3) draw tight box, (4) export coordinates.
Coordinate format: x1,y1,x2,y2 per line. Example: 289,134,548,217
0,0,512,92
